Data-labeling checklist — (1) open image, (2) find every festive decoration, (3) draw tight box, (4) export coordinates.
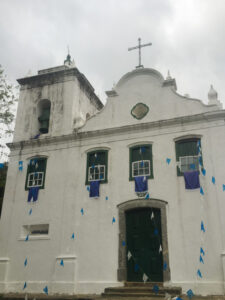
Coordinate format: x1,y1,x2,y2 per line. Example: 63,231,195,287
0,163,4,168
127,251,132,260
43,286,48,295
122,240,126,246
24,258,27,267
19,161,23,171
187,289,194,299
86,186,90,191
166,158,171,165
143,273,148,282
23,282,27,290
134,176,148,192
80,208,84,215
25,235,29,241
60,259,64,267
212,176,216,184
198,156,203,166
112,217,116,224
90,180,100,197
190,163,196,170
197,269,202,278
200,255,204,264
183,171,200,189
200,247,205,256
223,184,225,191
153,285,159,294
28,187,39,202
201,221,205,232
105,196,108,200
134,263,139,272
71,233,75,239
200,187,204,195
159,244,162,253
151,211,154,219
163,262,167,271
154,228,159,236
29,208,32,215
201,168,206,176
145,193,150,199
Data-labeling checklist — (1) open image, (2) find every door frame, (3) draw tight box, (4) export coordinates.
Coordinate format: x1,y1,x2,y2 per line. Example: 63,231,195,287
117,198,170,282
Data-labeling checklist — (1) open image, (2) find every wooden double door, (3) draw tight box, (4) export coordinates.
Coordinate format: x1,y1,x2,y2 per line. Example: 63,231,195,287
126,208,163,282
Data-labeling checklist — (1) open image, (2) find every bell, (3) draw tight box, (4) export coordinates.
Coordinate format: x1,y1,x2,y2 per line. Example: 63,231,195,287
38,108,50,134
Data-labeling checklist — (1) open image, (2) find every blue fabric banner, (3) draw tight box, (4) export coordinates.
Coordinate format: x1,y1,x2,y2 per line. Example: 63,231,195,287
134,176,148,192
183,171,200,189
90,181,100,197
28,187,39,202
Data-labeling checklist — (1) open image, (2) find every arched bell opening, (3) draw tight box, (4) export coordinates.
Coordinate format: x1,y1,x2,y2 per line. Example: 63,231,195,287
37,99,51,134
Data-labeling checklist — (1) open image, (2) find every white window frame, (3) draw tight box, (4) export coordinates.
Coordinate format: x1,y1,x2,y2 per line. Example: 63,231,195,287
132,160,150,178
179,155,199,173
27,172,44,188
88,165,105,181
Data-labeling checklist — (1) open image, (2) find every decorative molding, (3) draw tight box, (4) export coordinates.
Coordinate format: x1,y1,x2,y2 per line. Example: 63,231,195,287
8,110,225,151
131,103,149,120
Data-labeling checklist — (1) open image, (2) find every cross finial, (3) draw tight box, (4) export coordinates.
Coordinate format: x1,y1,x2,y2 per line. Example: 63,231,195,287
128,38,152,69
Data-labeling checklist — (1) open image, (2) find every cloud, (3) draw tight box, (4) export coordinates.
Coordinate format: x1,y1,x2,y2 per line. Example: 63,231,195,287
0,0,224,104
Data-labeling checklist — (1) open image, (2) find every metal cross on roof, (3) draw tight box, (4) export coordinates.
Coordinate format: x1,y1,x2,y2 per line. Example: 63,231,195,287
128,38,152,69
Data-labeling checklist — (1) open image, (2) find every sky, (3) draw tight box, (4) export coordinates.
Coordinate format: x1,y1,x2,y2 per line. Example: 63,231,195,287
0,0,225,105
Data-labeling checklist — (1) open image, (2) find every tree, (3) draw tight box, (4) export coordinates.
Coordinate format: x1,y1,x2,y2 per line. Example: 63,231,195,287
0,65,18,161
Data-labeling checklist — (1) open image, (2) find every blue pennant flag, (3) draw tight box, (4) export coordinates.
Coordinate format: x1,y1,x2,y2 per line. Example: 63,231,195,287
112,217,116,224
145,193,150,199
23,282,27,290
43,286,48,295
105,196,108,200
223,184,225,191
163,262,167,271
24,258,27,267
212,176,216,184
19,161,23,166
60,259,64,267
176,297,183,300
187,289,194,299
81,208,84,215
92,164,95,169
201,221,205,232
25,235,29,241
140,146,146,153
86,186,90,191
197,269,202,278
190,163,196,170
29,208,32,215
166,158,171,165
122,240,126,246
154,228,159,236
200,255,204,264
200,247,205,256
19,166,23,171
71,233,75,239
0,163,4,169
134,263,139,272
153,285,159,294
200,187,204,195
140,161,144,167
201,168,206,176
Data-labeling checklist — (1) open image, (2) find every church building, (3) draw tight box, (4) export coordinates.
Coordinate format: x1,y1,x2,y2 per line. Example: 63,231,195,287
0,52,225,297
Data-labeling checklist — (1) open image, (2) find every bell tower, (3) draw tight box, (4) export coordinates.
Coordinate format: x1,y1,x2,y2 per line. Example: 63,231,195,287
14,55,103,142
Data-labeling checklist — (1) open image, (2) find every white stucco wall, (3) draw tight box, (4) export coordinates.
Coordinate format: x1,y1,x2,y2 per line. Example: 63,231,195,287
0,67,225,296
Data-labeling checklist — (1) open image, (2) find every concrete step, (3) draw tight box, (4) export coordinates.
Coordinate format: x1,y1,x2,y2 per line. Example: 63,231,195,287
104,287,181,295
102,292,166,298
124,282,164,288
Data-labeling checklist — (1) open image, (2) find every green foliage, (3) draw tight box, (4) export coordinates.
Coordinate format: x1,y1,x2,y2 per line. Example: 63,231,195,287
0,65,18,161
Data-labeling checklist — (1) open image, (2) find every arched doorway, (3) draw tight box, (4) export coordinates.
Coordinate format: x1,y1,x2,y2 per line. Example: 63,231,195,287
117,199,170,283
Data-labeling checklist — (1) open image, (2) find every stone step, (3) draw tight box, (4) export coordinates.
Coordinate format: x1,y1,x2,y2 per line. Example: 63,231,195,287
124,282,164,288
102,292,167,298
104,287,181,295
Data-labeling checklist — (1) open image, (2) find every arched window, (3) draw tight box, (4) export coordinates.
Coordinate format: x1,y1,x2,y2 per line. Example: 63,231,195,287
37,99,51,134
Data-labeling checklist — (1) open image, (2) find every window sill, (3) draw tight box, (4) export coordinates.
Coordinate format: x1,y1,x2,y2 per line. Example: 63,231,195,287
18,235,50,241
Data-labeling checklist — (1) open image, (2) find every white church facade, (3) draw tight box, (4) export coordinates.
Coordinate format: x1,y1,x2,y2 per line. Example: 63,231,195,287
0,55,225,297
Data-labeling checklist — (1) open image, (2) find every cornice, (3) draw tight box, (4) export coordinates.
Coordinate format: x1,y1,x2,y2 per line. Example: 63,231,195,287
8,110,225,151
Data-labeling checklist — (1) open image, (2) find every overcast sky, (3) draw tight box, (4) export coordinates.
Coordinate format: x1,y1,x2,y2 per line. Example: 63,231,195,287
0,0,225,105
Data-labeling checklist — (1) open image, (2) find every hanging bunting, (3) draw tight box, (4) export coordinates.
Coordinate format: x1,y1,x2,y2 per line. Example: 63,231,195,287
122,240,126,246
201,221,205,232
43,286,48,295
143,273,148,283
197,269,202,278
200,247,205,256
134,176,148,192
201,168,206,176
199,255,204,264
80,208,84,215
112,217,116,224
200,187,204,195
127,251,132,260
190,163,196,170
25,235,29,242
153,285,159,294
159,244,162,253
23,282,27,290
145,193,150,200
71,233,75,239
89,181,100,198
105,196,108,200
27,187,39,202
19,161,23,171
186,289,194,299
140,161,144,167
166,158,171,165
212,176,216,184
29,208,32,215
140,146,146,154
151,211,154,219
154,228,159,236
223,184,225,191
183,171,200,189
163,262,167,271
0,163,4,169
134,263,139,272
198,156,203,166
24,258,28,267
86,186,90,191
60,259,64,267
94,153,97,158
